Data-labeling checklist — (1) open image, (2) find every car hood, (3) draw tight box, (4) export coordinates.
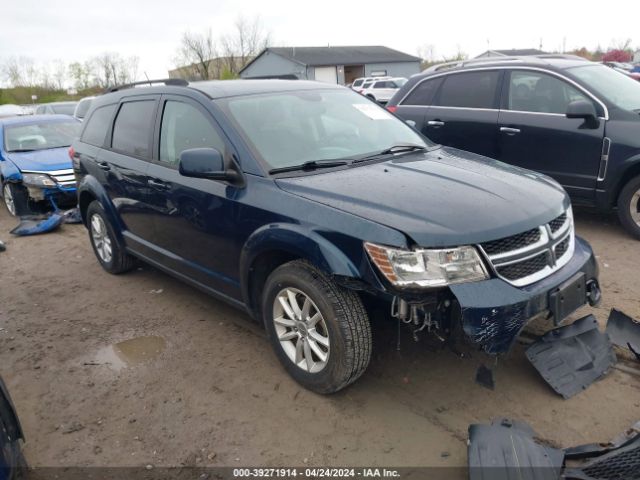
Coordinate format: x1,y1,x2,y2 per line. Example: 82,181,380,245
275,147,569,247
5,147,72,172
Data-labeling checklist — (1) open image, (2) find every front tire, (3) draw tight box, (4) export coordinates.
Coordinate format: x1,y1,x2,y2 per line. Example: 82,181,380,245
86,201,137,274
617,175,640,240
2,182,29,216
262,260,372,394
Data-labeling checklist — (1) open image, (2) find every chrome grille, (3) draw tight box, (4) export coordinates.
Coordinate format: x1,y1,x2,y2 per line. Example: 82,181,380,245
549,212,567,234
22,168,77,187
481,228,541,255
496,251,551,281
478,208,574,287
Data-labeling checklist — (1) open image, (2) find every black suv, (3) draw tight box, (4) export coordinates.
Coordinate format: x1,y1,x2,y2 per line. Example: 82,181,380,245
387,55,640,238
72,79,599,393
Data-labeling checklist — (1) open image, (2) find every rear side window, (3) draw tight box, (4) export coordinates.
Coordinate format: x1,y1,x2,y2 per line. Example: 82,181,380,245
373,81,387,89
401,78,442,106
112,100,155,158
81,104,116,147
435,71,501,109
159,101,224,166
362,82,373,89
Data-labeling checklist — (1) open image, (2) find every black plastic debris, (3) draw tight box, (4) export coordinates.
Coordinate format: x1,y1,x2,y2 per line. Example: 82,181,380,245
10,213,64,236
0,240,5,252
564,421,640,480
565,420,640,460
468,418,564,480
525,315,616,399
606,309,640,362
475,364,495,390
61,207,83,224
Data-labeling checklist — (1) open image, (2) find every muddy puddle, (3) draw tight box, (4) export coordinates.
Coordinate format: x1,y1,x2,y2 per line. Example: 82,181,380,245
92,336,166,371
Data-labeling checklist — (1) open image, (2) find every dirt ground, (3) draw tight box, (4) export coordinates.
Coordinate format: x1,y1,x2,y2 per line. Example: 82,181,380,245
0,206,639,471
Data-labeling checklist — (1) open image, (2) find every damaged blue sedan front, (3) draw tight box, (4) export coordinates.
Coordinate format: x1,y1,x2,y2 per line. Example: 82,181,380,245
0,115,80,217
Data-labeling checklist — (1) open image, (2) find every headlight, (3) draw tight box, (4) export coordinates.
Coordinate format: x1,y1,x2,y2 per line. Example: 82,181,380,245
364,242,489,287
22,173,57,187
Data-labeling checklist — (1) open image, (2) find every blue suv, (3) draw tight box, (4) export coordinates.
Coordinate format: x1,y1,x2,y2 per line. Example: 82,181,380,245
73,79,600,393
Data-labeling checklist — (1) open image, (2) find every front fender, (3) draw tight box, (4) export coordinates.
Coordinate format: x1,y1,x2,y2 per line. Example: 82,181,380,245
239,223,381,307
77,175,125,240
0,156,22,182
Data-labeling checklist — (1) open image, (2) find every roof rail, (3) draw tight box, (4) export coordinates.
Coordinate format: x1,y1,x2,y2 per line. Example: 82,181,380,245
106,78,189,93
423,54,590,73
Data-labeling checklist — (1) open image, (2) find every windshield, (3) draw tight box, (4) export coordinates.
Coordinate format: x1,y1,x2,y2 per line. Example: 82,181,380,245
223,89,432,171
569,64,640,112
51,103,77,115
4,120,81,152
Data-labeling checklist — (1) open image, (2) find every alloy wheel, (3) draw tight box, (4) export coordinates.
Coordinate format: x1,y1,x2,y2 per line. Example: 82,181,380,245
272,287,330,373
90,214,113,263
630,189,640,227
3,184,16,216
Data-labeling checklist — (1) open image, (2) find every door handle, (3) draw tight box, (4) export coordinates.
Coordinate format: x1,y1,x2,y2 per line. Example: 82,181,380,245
96,161,111,171
148,179,171,190
427,120,445,127
500,127,521,135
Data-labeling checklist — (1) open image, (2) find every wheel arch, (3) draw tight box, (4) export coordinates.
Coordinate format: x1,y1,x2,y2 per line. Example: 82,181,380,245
240,224,366,320
77,176,124,241
612,156,640,206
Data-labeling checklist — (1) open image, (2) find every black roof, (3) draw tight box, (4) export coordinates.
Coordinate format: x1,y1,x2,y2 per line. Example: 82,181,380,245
90,80,345,108
242,46,421,71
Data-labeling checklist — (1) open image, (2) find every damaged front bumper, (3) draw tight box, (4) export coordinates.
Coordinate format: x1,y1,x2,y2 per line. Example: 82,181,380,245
450,236,599,354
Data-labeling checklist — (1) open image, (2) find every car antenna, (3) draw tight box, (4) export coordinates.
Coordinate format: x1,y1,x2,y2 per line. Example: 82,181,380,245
144,72,152,86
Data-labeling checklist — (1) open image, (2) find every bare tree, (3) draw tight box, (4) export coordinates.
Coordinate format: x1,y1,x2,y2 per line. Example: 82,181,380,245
174,29,217,80
2,56,38,87
92,52,139,88
69,61,94,90
220,15,271,75
52,59,67,90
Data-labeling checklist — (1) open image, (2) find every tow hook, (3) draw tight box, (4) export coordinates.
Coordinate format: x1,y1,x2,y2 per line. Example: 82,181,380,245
586,280,601,306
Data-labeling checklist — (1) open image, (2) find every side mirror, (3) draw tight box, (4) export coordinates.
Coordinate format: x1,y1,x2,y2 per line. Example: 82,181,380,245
405,119,417,128
178,148,241,184
566,100,599,128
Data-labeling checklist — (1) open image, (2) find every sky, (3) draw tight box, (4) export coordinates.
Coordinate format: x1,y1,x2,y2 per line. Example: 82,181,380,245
1,0,638,84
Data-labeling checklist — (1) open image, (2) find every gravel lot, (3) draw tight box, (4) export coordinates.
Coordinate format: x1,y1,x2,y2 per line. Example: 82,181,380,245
0,206,639,471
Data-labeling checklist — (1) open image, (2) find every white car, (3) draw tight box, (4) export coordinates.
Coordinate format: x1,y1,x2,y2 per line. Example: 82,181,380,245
73,96,95,121
350,76,391,93
360,78,407,103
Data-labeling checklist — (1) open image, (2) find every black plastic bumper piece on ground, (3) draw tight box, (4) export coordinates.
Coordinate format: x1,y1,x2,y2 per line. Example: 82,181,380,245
606,309,640,361
564,420,640,480
468,418,564,480
525,315,616,399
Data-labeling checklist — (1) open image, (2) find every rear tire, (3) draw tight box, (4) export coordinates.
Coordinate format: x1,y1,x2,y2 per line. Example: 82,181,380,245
617,175,640,240
2,182,29,217
262,260,372,394
86,201,137,274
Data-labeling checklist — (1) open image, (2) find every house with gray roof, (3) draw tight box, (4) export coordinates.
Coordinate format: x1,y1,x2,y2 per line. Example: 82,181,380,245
239,46,421,85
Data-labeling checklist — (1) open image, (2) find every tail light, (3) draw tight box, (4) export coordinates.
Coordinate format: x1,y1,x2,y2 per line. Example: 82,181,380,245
387,105,398,113
69,146,80,170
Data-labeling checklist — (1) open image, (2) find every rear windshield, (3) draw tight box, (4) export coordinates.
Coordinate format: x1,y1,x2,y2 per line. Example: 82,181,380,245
4,120,80,152
352,79,363,87
51,103,77,115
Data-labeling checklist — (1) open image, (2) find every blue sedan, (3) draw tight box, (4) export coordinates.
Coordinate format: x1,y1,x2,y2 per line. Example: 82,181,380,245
0,115,80,216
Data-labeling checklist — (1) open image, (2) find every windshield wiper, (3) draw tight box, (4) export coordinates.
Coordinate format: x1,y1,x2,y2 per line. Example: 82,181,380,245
352,144,428,163
269,159,349,174
8,148,37,153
